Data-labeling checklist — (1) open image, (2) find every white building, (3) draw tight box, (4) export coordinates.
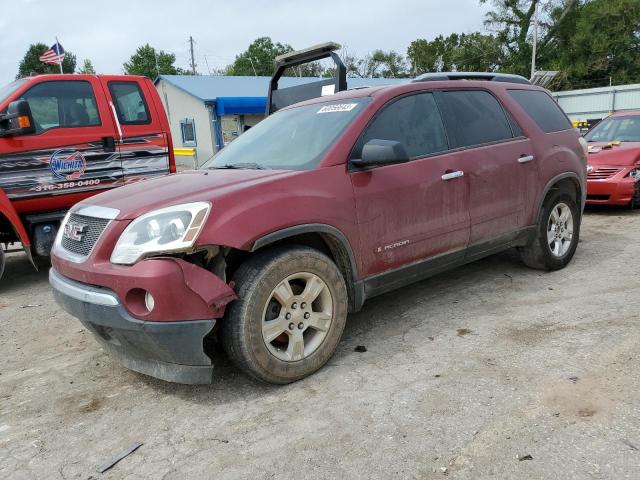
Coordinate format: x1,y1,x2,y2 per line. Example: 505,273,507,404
553,83,640,129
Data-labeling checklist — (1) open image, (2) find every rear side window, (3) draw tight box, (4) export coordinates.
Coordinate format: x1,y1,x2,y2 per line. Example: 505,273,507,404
509,90,571,133
438,90,514,148
358,92,448,158
22,80,100,132
108,81,150,124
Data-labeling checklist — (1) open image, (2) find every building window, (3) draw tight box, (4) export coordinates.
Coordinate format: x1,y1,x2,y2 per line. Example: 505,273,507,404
180,118,197,146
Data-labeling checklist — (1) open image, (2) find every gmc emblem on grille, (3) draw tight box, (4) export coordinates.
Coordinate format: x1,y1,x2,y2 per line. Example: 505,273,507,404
63,222,88,242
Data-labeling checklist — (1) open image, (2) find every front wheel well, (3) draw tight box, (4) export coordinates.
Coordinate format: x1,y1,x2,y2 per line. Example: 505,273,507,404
222,232,359,312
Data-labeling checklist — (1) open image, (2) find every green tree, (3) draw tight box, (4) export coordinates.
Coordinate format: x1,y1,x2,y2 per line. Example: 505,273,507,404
407,33,502,74
17,43,76,78
479,0,579,76
123,44,178,79
225,37,293,76
546,0,640,89
78,59,96,74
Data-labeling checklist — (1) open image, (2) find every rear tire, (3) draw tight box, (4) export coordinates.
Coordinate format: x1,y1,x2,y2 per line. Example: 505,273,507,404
220,246,348,384
520,190,580,270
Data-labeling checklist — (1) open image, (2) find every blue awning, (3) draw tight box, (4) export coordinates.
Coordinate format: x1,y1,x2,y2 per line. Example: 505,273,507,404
215,97,267,116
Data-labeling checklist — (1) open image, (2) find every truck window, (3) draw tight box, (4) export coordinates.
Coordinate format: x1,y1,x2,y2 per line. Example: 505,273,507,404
21,81,100,133
108,81,150,125
508,90,572,133
358,92,448,159
438,90,514,148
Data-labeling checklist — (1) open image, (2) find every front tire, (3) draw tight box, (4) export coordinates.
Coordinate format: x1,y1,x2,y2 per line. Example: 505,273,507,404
220,246,348,384
520,190,580,270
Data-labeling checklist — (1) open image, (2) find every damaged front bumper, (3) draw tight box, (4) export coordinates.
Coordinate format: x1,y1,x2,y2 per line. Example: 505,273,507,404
50,268,219,384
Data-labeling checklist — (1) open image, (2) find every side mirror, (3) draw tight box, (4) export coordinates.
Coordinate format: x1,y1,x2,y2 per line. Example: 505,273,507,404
351,139,410,169
0,99,36,137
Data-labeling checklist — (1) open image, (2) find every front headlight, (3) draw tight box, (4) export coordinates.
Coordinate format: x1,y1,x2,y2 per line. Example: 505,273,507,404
110,202,211,265
630,168,640,180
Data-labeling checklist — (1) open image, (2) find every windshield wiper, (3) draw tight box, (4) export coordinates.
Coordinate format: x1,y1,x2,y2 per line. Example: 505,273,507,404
213,162,266,170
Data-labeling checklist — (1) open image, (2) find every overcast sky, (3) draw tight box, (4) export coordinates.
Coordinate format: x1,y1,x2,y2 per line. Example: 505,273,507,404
1,0,490,85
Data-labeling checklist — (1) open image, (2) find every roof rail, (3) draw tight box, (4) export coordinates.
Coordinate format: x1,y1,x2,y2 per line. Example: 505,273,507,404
412,72,530,85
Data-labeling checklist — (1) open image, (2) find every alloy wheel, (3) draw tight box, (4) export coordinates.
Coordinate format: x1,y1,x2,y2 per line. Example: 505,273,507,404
261,272,333,362
547,202,574,257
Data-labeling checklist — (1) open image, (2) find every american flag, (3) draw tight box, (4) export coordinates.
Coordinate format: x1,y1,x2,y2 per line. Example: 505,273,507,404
39,42,65,65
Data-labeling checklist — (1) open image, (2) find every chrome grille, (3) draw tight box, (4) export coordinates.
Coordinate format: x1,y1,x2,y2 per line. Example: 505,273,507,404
588,167,622,180
61,213,110,257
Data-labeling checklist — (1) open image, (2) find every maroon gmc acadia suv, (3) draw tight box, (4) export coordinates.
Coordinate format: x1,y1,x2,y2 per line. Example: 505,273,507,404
50,72,587,384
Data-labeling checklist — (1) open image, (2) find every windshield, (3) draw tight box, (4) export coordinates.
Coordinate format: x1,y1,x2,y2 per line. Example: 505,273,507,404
585,115,640,143
0,79,27,106
202,98,370,171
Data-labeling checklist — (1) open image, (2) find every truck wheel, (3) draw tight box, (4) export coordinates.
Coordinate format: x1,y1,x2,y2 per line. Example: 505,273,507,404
220,246,348,384
0,248,5,282
520,190,580,270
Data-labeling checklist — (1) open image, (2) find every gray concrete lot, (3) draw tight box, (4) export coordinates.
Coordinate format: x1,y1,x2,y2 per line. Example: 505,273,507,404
1,209,639,480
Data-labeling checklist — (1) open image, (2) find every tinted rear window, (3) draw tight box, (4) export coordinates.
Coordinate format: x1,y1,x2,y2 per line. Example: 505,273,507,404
509,90,571,133
438,90,514,148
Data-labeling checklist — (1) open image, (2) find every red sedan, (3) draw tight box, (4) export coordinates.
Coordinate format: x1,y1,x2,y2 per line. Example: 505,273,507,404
584,111,640,207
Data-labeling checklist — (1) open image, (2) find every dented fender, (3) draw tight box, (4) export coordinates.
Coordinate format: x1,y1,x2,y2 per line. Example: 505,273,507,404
156,257,237,313
51,252,237,321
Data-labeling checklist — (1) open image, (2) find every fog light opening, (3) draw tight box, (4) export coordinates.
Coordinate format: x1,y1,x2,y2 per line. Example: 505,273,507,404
145,292,155,312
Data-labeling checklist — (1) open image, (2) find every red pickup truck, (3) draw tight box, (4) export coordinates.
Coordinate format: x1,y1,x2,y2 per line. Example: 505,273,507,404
0,74,175,281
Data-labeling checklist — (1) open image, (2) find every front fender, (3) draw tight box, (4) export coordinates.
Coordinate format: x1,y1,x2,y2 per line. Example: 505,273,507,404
0,188,30,247
194,166,360,270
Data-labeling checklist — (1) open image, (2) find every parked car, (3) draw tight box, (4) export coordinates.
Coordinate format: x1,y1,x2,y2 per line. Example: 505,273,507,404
49,72,587,385
0,74,175,281
583,111,640,207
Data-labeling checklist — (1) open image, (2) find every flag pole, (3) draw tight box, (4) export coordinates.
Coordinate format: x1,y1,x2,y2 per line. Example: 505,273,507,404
56,37,63,74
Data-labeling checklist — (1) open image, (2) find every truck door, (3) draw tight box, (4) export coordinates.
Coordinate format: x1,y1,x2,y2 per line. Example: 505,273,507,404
0,77,122,204
100,77,171,184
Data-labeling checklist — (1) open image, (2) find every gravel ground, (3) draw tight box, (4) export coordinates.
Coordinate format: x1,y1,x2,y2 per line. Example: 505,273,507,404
1,208,639,480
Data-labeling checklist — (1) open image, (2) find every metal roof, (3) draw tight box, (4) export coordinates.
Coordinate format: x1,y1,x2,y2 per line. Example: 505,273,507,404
155,75,406,104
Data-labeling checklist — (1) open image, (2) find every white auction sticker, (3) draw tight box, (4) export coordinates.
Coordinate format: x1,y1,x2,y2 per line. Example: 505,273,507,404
321,84,336,96
317,103,358,114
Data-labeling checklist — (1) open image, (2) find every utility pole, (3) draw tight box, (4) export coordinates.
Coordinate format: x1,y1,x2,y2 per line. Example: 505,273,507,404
531,1,538,79
189,36,197,75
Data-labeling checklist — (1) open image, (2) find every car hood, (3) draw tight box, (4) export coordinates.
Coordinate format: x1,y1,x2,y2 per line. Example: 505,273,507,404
80,169,299,220
587,142,640,166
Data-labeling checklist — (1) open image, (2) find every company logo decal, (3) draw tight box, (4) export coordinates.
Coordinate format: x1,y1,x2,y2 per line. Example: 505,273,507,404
49,149,87,180
63,221,88,242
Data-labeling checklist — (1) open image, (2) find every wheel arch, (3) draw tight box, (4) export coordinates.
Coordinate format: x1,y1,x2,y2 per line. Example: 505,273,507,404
536,173,585,224
250,224,364,312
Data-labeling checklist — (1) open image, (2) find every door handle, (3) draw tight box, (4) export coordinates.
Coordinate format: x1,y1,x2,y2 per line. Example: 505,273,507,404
518,155,535,164
441,170,464,181
102,136,116,153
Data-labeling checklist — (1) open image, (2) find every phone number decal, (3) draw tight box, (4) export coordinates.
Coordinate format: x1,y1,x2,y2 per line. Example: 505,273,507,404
32,179,101,192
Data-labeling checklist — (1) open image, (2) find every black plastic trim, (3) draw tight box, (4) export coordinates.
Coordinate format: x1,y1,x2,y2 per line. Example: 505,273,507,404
536,172,585,222
51,271,216,384
251,224,362,310
362,227,536,300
